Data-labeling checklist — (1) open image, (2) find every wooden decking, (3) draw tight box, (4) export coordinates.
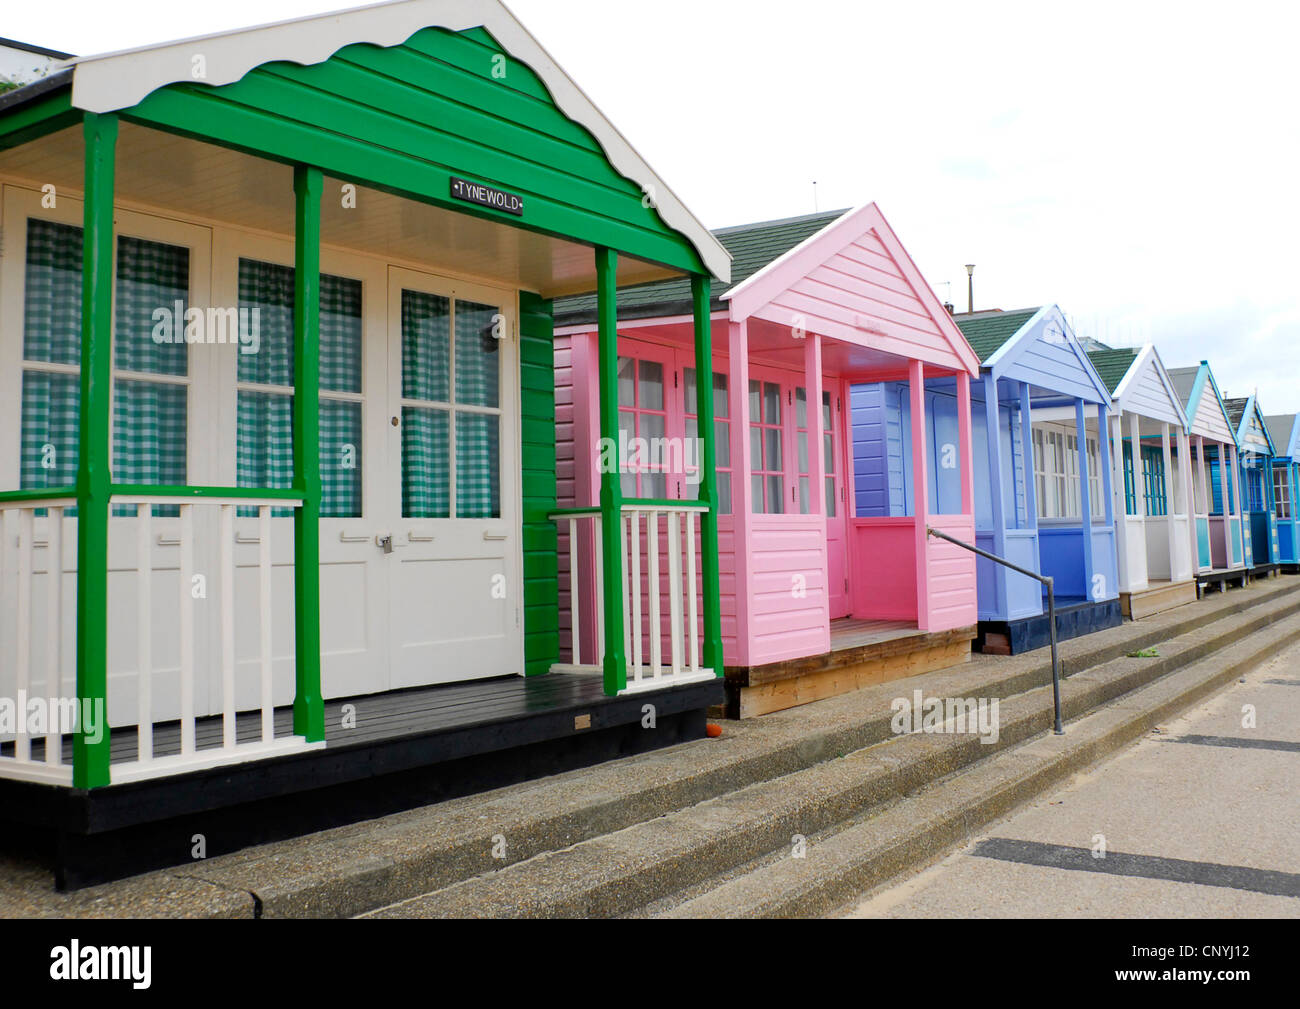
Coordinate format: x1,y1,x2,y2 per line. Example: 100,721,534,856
721,619,976,719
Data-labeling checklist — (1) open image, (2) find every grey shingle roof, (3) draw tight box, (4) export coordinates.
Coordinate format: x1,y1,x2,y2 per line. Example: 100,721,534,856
552,209,848,326
950,308,1040,363
1166,366,1200,409
1223,396,1248,429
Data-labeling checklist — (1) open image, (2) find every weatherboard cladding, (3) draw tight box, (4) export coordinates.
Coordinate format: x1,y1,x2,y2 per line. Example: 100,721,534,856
553,210,847,324
110,26,709,279
1169,366,1234,444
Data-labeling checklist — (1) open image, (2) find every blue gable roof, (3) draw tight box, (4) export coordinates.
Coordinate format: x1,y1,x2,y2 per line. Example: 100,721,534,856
973,305,1111,405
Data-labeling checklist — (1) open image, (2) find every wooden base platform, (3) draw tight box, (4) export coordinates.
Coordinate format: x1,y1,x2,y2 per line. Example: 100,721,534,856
976,598,1123,655
1247,563,1280,582
719,620,975,719
1196,567,1249,596
0,673,723,890
1120,579,1198,620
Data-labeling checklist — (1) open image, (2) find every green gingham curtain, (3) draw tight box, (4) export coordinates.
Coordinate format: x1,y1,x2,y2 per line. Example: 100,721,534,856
112,236,190,516
399,290,500,519
20,220,83,511
453,300,500,518
236,258,363,518
401,290,451,518
21,224,189,516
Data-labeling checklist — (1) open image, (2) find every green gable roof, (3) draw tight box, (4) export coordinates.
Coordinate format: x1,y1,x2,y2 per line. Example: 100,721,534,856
1085,347,1139,394
553,209,846,325
952,308,1040,363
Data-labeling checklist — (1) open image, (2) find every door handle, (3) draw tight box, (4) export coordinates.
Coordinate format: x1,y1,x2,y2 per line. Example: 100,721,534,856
483,529,508,541
339,531,370,543
408,530,435,542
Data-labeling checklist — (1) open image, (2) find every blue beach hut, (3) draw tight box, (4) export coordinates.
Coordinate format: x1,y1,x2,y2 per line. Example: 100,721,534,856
852,306,1119,654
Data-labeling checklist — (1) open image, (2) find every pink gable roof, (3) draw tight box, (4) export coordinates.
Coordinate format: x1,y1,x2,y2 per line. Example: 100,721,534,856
723,203,979,376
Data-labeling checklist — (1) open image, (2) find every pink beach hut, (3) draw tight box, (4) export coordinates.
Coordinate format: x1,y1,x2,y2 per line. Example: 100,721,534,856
554,205,981,716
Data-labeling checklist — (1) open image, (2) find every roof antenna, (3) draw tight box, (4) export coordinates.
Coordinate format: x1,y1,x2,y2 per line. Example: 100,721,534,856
812,180,818,212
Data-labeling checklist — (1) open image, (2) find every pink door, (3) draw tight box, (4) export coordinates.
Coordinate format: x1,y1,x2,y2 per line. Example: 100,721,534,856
793,378,850,619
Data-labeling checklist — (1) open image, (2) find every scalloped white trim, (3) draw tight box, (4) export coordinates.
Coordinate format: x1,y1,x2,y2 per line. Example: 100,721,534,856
67,0,730,282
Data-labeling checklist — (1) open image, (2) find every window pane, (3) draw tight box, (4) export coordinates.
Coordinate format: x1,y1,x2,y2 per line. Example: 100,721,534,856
320,399,362,518
822,391,832,431
115,236,190,377
764,382,781,424
618,357,635,407
824,433,835,473
23,218,82,366
795,387,807,428
20,371,79,497
749,379,760,421
455,299,500,408
798,430,809,472
640,411,665,442
644,471,667,499
237,390,294,517
751,475,763,513
767,475,784,514
684,368,697,415
765,427,783,470
402,406,449,518
826,477,836,517
238,258,295,387
639,360,664,411
113,379,186,483
799,476,809,514
456,412,500,518
320,275,363,394
715,420,730,468
621,470,637,497
401,289,450,403
750,426,761,468
717,473,732,515
713,373,729,419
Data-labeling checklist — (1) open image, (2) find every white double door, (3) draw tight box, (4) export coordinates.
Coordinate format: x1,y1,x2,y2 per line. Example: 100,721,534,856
317,265,522,699
225,256,524,710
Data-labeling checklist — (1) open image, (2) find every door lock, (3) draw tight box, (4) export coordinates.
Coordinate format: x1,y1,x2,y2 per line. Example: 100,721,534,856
376,534,394,554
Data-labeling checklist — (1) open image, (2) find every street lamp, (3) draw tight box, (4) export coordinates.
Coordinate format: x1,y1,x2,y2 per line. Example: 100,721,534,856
965,264,975,313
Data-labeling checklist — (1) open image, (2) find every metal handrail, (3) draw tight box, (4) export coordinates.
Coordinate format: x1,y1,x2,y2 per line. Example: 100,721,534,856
926,525,1064,735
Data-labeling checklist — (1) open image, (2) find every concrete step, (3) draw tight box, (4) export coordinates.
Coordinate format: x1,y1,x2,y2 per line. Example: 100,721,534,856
360,579,1300,918
32,576,1294,918
659,604,1300,918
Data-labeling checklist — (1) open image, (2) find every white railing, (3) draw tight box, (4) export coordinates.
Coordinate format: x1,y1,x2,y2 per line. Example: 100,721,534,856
551,501,715,694
0,496,76,784
0,491,323,787
107,494,321,783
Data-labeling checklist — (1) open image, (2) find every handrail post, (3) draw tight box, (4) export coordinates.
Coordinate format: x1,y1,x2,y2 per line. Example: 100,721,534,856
927,525,1065,735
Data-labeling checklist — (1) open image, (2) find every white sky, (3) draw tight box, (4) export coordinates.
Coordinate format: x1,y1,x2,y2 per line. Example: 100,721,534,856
9,0,1300,413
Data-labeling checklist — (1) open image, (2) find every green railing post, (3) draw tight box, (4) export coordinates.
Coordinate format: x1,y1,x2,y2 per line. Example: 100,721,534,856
691,275,725,673
72,111,117,789
292,164,325,741
595,247,627,695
